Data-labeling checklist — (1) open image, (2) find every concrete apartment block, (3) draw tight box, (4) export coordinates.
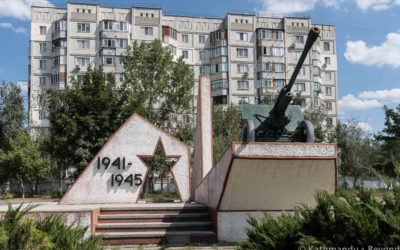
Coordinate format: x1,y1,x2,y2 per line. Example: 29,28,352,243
29,2,338,137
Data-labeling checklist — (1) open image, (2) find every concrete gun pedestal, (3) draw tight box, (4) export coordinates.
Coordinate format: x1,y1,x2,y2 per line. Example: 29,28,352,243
195,142,337,242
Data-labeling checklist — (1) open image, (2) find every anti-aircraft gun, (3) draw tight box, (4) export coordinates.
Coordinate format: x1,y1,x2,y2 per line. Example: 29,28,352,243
242,27,320,142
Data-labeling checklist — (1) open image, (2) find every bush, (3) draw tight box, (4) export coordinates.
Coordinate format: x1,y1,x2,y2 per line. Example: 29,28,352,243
0,203,102,249
238,173,400,249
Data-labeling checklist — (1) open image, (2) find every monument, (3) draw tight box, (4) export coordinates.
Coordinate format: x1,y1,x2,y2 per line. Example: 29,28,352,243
59,113,191,204
194,27,337,241
0,26,336,245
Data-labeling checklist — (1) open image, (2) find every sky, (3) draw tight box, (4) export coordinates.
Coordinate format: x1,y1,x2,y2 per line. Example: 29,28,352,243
0,0,399,134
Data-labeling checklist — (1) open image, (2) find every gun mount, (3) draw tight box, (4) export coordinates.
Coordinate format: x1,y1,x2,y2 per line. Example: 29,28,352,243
242,27,320,142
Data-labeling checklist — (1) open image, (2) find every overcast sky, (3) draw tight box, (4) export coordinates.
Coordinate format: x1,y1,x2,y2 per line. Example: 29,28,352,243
0,0,399,133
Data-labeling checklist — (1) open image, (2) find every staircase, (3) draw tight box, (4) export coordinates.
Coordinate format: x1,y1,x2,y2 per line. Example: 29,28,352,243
95,203,217,245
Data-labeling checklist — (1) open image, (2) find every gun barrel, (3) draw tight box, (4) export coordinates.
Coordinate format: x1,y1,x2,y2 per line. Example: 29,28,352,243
286,27,320,91
269,27,320,119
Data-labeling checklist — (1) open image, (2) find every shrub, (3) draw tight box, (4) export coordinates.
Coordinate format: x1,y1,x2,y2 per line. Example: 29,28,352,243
238,171,400,249
0,203,102,249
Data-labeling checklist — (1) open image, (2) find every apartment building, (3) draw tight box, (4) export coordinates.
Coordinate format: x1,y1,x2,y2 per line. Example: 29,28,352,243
28,2,338,136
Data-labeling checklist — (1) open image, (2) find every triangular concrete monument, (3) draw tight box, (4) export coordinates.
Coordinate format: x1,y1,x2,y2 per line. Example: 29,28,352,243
59,113,190,204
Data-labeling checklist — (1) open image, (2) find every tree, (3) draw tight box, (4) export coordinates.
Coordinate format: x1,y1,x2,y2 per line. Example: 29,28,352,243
333,120,377,187
46,67,124,181
213,105,243,164
0,80,25,150
0,131,51,198
46,40,195,184
375,105,400,177
304,105,328,142
121,39,195,133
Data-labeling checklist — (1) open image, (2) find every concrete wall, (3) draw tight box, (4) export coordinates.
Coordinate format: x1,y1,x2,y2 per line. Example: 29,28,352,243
195,142,337,242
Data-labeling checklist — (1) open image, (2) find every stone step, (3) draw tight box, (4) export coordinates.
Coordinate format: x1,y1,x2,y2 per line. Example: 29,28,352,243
97,230,217,245
98,213,211,223
100,204,208,215
96,221,213,232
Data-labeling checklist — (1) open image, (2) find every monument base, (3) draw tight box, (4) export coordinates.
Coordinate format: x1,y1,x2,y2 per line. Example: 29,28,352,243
195,142,337,242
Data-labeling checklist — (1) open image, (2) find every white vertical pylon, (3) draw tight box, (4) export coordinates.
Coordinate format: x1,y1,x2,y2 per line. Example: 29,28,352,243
192,75,213,200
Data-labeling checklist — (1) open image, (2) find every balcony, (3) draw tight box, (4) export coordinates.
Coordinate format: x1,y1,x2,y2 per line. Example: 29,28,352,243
52,30,67,40
71,12,96,22
134,16,160,25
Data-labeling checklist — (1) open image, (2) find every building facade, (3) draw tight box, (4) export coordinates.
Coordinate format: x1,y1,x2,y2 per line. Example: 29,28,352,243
29,2,338,136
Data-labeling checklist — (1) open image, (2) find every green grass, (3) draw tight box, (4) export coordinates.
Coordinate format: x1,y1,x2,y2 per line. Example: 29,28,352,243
139,191,180,201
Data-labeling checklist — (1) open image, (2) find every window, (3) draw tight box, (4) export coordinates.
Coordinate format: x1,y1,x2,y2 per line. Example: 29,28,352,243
312,50,320,60
39,110,47,120
77,75,84,83
293,51,302,59
274,31,283,40
77,40,90,49
52,74,59,84
199,67,206,75
182,50,188,59
212,63,228,73
182,34,188,43
238,97,249,104
211,79,229,89
272,47,284,56
263,63,272,72
299,66,305,75
296,82,305,92
53,39,67,48
276,79,284,88
104,56,113,65
54,20,66,32
168,45,177,55
237,64,249,73
199,35,206,44
313,66,320,76
324,57,331,65
259,29,272,39
300,99,306,108
102,39,116,48
182,114,190,124
327,117,333,126
314,82,321,92
275,63,284,73
263,46,270,56
324,42,330,51
212,31,222,41
326,101,333,111
326,87,332,96
142,27,153,35
39,77,46,85
40,26,47,35
104,20,113,30
325,72,332,81
77,23,90,32
293,35,304,43
314,98,322,107
237,81,249,90
211,47,228,57
77,57,90,67
170,28,176,38
199,51,206,60
236,32,248,41
39,60,46,69
115,73,125,82
119,39,128,48
40,43,46,52
237,48,248,57
54,56,66,65
117,22,128,31
258,79,273,88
